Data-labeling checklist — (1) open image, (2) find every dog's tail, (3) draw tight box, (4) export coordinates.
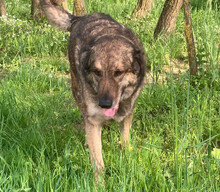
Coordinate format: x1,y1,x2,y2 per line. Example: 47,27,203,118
41,0,78,31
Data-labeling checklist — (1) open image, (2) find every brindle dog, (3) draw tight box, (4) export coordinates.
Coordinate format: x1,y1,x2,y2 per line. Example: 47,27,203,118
41,0,146,177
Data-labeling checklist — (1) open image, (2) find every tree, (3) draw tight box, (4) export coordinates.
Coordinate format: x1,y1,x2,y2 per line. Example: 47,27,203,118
0,0,7,16
183,0,197,76
31,0,43,19
31,0,68,19
61,0,68,11
154,0,183,39
52,0,69,11
73,0,85,16
132,0,153,18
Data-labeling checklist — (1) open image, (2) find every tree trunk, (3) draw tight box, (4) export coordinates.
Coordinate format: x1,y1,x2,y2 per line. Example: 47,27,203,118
52,0,69,11
52,0,65,3
132,0,153,18
154,0,183,39
0,0,7,16
31,0,43,19
73,0,85,16
61,0,68,11
183,0,197,76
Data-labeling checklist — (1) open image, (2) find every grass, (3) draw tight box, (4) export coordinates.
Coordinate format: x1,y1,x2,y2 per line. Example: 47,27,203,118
0,0,220,191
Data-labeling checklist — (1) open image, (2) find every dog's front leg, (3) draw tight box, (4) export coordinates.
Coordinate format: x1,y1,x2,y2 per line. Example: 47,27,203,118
120,109,134,146
85,119,104,177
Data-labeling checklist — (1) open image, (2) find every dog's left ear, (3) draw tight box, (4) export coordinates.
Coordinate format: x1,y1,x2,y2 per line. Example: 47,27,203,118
132,48,145,75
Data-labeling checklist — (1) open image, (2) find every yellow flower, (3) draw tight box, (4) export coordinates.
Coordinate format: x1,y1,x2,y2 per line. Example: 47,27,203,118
129,146,134,151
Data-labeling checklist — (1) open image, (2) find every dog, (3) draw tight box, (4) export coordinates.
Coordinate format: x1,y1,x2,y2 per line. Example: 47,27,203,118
41,0,146,177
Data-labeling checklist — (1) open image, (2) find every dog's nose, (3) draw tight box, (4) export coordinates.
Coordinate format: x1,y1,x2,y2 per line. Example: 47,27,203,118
99,95,112,109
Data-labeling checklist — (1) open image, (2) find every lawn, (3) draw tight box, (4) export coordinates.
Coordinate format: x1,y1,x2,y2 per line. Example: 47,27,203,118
0,0,219,191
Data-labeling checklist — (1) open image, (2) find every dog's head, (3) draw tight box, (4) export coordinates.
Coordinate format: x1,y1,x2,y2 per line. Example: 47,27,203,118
82,38,145,117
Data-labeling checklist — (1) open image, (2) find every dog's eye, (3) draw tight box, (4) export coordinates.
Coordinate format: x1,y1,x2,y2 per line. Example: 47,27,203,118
93,70,102,77
114,71,123,77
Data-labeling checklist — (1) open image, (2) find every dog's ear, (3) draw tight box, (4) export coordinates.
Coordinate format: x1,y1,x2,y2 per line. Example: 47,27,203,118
132,48,145,75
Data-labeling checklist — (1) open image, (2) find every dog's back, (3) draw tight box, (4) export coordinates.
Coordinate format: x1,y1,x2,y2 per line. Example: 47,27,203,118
70,13,141,47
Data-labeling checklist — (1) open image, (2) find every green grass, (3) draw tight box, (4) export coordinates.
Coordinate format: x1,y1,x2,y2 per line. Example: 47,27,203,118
0,0,220,191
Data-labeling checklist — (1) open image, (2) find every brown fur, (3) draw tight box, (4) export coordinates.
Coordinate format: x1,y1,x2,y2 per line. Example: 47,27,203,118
41,0,146,177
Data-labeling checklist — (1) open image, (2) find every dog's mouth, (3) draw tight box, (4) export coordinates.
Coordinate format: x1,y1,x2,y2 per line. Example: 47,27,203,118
103,104,119,117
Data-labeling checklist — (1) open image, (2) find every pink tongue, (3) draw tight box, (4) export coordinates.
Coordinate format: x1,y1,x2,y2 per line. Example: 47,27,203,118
103,105,119,117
